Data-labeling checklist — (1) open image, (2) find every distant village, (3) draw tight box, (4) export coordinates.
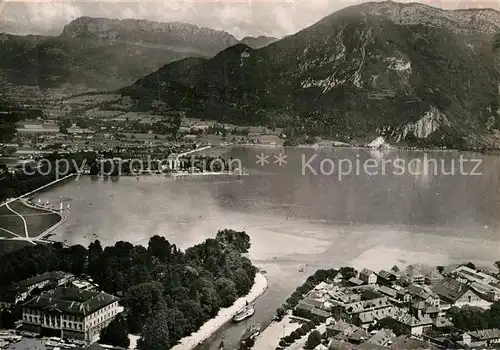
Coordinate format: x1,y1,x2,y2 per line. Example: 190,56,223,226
272,263,500,350
0,91,285,175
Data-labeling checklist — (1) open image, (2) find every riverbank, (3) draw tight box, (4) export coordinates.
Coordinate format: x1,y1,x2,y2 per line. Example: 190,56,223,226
167,272,268,350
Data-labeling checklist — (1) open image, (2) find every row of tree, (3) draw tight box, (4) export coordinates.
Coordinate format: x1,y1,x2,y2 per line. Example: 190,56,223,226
0,230,256,349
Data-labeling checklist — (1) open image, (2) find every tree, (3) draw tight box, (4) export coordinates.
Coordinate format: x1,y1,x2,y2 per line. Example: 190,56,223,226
377,317,407,336
339,266,357,280
437,266,445,274
305,330,322,349
391,265,400,273
276,306,287,320
215,277,237,307
138,302,171,350
465,262,476,270
126,281,164,333
495,261,500,274
100,314,130,348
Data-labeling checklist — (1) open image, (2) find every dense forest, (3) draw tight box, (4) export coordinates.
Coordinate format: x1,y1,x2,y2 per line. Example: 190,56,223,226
0,230,256,349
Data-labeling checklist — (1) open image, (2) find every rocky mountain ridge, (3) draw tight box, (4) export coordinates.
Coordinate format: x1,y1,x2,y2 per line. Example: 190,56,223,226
358,1,500,35
0,17,272,90
121,1,500,148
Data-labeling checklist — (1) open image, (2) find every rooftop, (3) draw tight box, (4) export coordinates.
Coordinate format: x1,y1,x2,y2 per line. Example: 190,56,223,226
367,328,394,346
432,277,469,302
10,272,71,293
468,329,500,340
23,287,118,316
378,270,397,280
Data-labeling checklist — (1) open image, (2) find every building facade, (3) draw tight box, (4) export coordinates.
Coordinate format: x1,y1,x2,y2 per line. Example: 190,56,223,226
22,287,120,342
359,269,377,285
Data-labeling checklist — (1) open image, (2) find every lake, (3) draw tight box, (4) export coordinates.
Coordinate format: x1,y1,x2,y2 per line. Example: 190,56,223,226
33,147,500,349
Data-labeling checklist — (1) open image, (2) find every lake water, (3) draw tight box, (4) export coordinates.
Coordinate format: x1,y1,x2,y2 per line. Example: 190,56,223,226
34,147,500,349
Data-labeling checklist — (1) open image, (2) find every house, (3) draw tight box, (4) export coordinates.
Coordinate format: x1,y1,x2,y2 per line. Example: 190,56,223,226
396,288,412,304
410,301,440,319
332,327,370,345
326,286,361,305
377,270,397,286
432,277,491,309
22,287,121,342
366,328,395,347
378,286,398,299
326,319,356,338
348,277,364,287
406,284,440,307
452,265,498,285
359,269,377,285
355,307,397,328
411,274,425,285
293,302,330,322
425,269,444,286
470,282,500,302
467,329,500,346
393,311,433,337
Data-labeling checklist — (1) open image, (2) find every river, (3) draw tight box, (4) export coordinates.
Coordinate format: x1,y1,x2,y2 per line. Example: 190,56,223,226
32,147,500,349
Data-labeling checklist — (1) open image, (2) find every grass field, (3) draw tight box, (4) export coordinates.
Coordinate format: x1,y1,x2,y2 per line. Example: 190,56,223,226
8,201,61,238
0,204,25,237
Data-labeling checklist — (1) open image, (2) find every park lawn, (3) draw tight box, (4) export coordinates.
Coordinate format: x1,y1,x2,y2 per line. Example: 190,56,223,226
0,204,25,237
9,201,61,238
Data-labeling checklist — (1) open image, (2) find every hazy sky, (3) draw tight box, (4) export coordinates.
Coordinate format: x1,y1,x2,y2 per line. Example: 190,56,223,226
0,0,499,39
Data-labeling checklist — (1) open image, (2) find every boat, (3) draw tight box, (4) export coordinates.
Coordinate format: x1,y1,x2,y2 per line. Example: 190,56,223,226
233,303,255,322
239,324,260,350
59,202,63,211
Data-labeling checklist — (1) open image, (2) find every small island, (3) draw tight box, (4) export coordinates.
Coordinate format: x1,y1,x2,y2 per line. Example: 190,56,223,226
0,229,262,350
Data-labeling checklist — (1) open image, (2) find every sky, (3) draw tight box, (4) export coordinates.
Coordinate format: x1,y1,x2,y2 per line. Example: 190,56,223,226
0,0,499,39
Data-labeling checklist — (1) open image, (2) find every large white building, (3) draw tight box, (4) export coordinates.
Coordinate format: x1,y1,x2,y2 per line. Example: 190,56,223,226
22,287,121,342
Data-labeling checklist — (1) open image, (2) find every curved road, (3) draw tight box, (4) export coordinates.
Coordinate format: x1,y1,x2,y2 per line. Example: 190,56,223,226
5,203,28,238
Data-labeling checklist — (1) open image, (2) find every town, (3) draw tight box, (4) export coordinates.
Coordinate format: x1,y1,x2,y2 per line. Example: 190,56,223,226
2,261,500,349
0,92,285,177
254,262,500,350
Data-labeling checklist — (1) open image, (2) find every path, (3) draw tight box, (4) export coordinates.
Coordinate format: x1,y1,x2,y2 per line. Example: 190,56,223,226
0,227,24,239
177,146,212,158
0,173,76,208
5,203,28,238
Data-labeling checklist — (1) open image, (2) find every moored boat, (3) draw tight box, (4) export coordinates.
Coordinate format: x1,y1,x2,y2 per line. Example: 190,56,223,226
239,324,260,350
233,303,255,322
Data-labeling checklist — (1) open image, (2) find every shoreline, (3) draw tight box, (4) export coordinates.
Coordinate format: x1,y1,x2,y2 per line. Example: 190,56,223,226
167,272,268,350
0,173,76,208
228,143,497,154
19,199,67,240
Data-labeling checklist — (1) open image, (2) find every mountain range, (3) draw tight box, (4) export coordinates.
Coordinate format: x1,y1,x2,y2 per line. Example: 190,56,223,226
121,1,500,148
0,17,277,90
